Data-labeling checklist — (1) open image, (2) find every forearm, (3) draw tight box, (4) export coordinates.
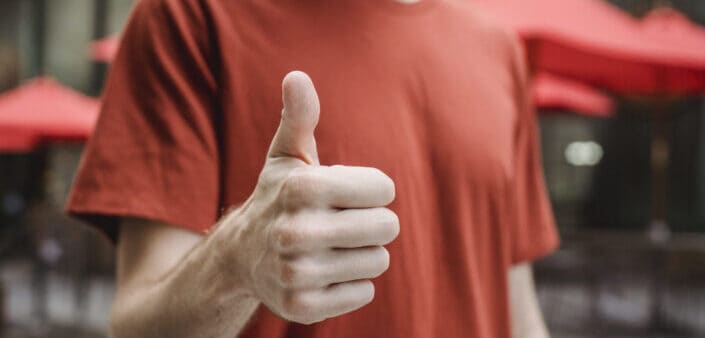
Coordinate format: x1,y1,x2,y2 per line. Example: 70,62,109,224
110,226,260,338
509,264,550,338
107,72,398,336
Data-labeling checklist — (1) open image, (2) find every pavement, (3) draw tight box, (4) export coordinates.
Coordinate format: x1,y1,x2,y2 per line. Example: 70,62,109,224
0,256,698,338
0,258,112,337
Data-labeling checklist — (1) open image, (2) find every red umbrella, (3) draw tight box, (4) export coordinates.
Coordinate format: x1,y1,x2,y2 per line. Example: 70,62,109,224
474,0,705,95
532,72,614,117
0,128,39,152
91,35,119,63
0,77,100,152
641,7,705,51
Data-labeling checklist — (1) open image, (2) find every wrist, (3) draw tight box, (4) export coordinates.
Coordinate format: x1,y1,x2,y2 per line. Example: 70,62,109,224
202,209,257,301
156,238,261,338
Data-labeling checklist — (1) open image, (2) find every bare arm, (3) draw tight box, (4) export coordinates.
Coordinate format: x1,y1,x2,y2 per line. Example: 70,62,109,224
509,263,550,338
110,219,260,338
106,71,399,338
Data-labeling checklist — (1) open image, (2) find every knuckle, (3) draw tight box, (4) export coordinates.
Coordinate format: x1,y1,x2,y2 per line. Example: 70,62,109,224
278,261,300,287
273,215,322,252
278,259,317,288
282,291,316,320
273,223,305,252
281,170,320,208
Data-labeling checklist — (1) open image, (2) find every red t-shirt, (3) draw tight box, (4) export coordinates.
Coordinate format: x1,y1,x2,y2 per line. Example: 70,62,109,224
67,0,559,337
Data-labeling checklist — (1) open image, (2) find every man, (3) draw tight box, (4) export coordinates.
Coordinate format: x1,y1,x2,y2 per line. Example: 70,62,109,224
68,0,558,337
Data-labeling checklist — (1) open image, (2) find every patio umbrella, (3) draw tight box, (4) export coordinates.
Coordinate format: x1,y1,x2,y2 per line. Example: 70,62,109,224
91,35,119,63
641,7,705,51
473,0,705,95
533,72,614,117
474,0,705,230
634,8,705,228
0,77,100,152
88,33,610,118
0,129,39,152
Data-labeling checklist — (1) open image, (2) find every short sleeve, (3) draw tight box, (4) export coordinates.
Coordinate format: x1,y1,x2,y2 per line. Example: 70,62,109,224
507,34,560,264
66,0,221,241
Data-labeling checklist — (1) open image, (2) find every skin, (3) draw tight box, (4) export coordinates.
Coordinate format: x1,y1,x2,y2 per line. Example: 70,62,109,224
110,72,399,337
108,71,551,338
509,264,550,338
105,0,554,331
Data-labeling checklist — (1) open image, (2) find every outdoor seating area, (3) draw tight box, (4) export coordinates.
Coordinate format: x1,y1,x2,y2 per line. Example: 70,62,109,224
2,0,705,337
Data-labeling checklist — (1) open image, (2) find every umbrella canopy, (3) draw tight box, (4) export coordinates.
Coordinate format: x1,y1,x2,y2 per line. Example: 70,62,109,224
0,129,39,152
532,72,614,117
473,0,705,95
0,77,100,152
91,35,119,63
641,7,705,50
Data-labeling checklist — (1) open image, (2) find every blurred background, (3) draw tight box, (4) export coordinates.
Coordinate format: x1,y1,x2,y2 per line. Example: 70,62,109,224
1,0,705,337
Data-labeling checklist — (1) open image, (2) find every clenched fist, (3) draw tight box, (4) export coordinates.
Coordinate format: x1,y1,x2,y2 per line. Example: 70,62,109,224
211,71,399,324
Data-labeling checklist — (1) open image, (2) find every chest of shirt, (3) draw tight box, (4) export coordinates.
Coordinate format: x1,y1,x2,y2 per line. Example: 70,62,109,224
215,4,519,195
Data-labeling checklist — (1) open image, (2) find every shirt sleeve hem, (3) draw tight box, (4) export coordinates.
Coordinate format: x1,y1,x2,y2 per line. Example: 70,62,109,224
65,202,213,244
511,233,560,265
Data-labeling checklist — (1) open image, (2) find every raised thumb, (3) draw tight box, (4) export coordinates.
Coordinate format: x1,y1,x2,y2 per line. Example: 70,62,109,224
267,71,321,165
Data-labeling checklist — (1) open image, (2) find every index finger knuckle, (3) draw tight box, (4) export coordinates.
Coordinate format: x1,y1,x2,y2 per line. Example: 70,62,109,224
273,221,307,252
280,169,322,209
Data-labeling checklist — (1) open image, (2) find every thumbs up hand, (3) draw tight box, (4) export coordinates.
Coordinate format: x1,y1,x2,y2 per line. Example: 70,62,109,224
211,71,399,325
